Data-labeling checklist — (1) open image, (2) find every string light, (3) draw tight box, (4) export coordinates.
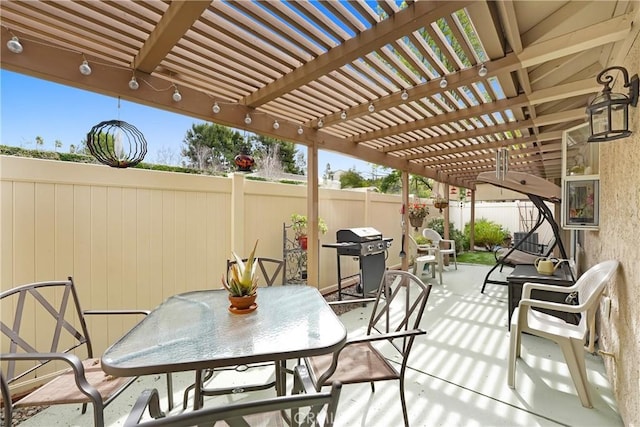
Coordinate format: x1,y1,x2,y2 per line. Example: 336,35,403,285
273,120,280,130
172,87,182,102
340,111,347,120
244,114,252,125
212,102,220,113
317,119,324,128
439,78,448,89
6,36,23,54
297,126,304,135
368,103,375,113
128,75,139,90
401,90,409,101
79,59,92,76
478,64,488,77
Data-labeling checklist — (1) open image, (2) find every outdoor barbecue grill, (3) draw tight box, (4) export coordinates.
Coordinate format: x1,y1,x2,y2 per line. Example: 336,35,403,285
323,227,392,300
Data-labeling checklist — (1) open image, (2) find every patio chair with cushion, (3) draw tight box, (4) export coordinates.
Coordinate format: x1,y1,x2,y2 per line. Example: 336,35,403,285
183,257,286,409
508,260,619,408
297,269,432,427
127,367,342,427
0,277,172,427
422,228,457,270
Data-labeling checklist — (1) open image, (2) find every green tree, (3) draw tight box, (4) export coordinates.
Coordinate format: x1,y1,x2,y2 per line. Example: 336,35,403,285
339,169,367,188
35,136,44,150
181,123,244,171
54,139,62,152
378,171,433,197
250,134,303,175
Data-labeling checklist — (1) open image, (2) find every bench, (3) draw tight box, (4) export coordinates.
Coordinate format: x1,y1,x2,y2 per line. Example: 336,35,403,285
1,277,172,426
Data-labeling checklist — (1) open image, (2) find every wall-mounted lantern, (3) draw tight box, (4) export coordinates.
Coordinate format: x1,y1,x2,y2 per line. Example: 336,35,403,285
586,66,639,143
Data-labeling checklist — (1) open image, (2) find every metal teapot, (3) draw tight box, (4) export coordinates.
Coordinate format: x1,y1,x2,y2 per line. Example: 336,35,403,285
534,257,566,275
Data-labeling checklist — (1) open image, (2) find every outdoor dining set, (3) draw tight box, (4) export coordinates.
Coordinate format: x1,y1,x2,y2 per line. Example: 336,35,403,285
0,247,619,426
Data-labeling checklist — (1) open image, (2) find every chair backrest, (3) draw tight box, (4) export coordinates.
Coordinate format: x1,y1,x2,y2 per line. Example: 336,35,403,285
227,257,285,287
125,381,342,427
0,278,92,385
422,228,442,245
368,270,432,357
574,260,619,321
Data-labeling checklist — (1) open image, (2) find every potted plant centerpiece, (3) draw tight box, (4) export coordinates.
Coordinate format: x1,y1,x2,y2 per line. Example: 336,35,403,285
290,213,328,250
223,240,259,313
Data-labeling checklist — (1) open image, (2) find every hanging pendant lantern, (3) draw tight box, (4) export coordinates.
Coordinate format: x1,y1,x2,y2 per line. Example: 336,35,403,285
86,120,147,168
234,148,255,172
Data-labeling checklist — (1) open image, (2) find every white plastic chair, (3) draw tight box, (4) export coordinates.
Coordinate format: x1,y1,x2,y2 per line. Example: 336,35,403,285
422,228,457,269
408,235,442,284
508,260,619,408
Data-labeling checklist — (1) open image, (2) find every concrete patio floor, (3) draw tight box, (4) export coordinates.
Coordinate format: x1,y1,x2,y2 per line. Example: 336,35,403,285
17,263,623,426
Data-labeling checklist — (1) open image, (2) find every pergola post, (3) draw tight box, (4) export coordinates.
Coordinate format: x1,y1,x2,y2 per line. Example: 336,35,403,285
306,143,319,288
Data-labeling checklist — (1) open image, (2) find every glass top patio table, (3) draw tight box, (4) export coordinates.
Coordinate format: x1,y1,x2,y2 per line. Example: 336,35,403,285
101,285,347,378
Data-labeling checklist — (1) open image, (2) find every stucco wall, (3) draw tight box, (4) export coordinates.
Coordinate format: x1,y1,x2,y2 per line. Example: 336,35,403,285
583,38,639,426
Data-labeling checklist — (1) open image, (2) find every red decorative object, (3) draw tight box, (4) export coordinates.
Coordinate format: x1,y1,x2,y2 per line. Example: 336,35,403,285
298,235,308,250
234,152,254,172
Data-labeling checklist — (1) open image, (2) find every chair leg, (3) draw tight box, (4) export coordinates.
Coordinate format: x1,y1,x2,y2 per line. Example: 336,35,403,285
559,338,593,408
166,373,174,411
370,382,375,392
507,309,520,388
399,378,409,427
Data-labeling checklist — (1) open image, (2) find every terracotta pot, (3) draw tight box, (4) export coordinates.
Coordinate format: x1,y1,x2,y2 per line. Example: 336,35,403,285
228,294,257,310
298,235,308,250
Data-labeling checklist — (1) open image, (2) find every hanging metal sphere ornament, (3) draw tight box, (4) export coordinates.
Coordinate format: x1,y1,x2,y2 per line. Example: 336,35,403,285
86,120,147,168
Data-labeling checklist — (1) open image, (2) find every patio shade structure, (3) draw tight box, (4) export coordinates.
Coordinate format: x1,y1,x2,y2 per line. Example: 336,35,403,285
1,0,637,188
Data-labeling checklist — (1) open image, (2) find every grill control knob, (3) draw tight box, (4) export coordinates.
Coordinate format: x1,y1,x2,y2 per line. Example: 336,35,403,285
367,244,374,251
378,242,384,250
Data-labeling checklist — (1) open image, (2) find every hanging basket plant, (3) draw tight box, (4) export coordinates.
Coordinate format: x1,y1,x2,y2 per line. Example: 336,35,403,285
408,202,428,229
433,198,449,213
409,215,424,228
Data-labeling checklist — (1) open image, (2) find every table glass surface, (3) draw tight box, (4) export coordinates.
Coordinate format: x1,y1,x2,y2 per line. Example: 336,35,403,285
102,285,346,377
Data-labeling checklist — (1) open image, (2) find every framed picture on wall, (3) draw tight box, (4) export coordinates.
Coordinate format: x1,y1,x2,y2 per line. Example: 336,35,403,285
565,180,599,228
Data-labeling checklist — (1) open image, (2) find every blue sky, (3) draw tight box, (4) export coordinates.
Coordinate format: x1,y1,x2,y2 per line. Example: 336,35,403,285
0,70,379,177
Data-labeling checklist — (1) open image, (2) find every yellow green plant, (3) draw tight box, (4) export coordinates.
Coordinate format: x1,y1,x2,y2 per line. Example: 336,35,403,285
222,240,259,297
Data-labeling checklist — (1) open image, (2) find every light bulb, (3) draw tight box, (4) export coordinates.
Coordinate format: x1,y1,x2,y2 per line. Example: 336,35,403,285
340,111,347,120
79,60,92,76
478,64,488,77
368,103,375,113
273,120,280,130
317,119,324,128
128,76,139,90
439,78,448,89
297,126,304,135
244,114,252,125
172,88,182,102
7,36,23,54
212,102,220,113
401,90,409,101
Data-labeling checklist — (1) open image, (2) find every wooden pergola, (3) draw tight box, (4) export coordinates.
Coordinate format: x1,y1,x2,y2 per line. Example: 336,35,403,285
2,0,638,282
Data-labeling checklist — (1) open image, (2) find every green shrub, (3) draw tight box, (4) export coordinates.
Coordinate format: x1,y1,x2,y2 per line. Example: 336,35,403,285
464,218,510,251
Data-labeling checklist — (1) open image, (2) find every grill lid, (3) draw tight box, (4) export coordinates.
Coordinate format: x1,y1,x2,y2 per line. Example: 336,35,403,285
336,227,382,243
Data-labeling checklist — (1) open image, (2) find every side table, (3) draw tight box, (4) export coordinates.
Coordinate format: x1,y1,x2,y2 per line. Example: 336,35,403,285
507,264,577,328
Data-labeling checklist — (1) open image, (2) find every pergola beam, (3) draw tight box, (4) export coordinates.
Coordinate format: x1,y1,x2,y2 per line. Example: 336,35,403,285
243,1,471,107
